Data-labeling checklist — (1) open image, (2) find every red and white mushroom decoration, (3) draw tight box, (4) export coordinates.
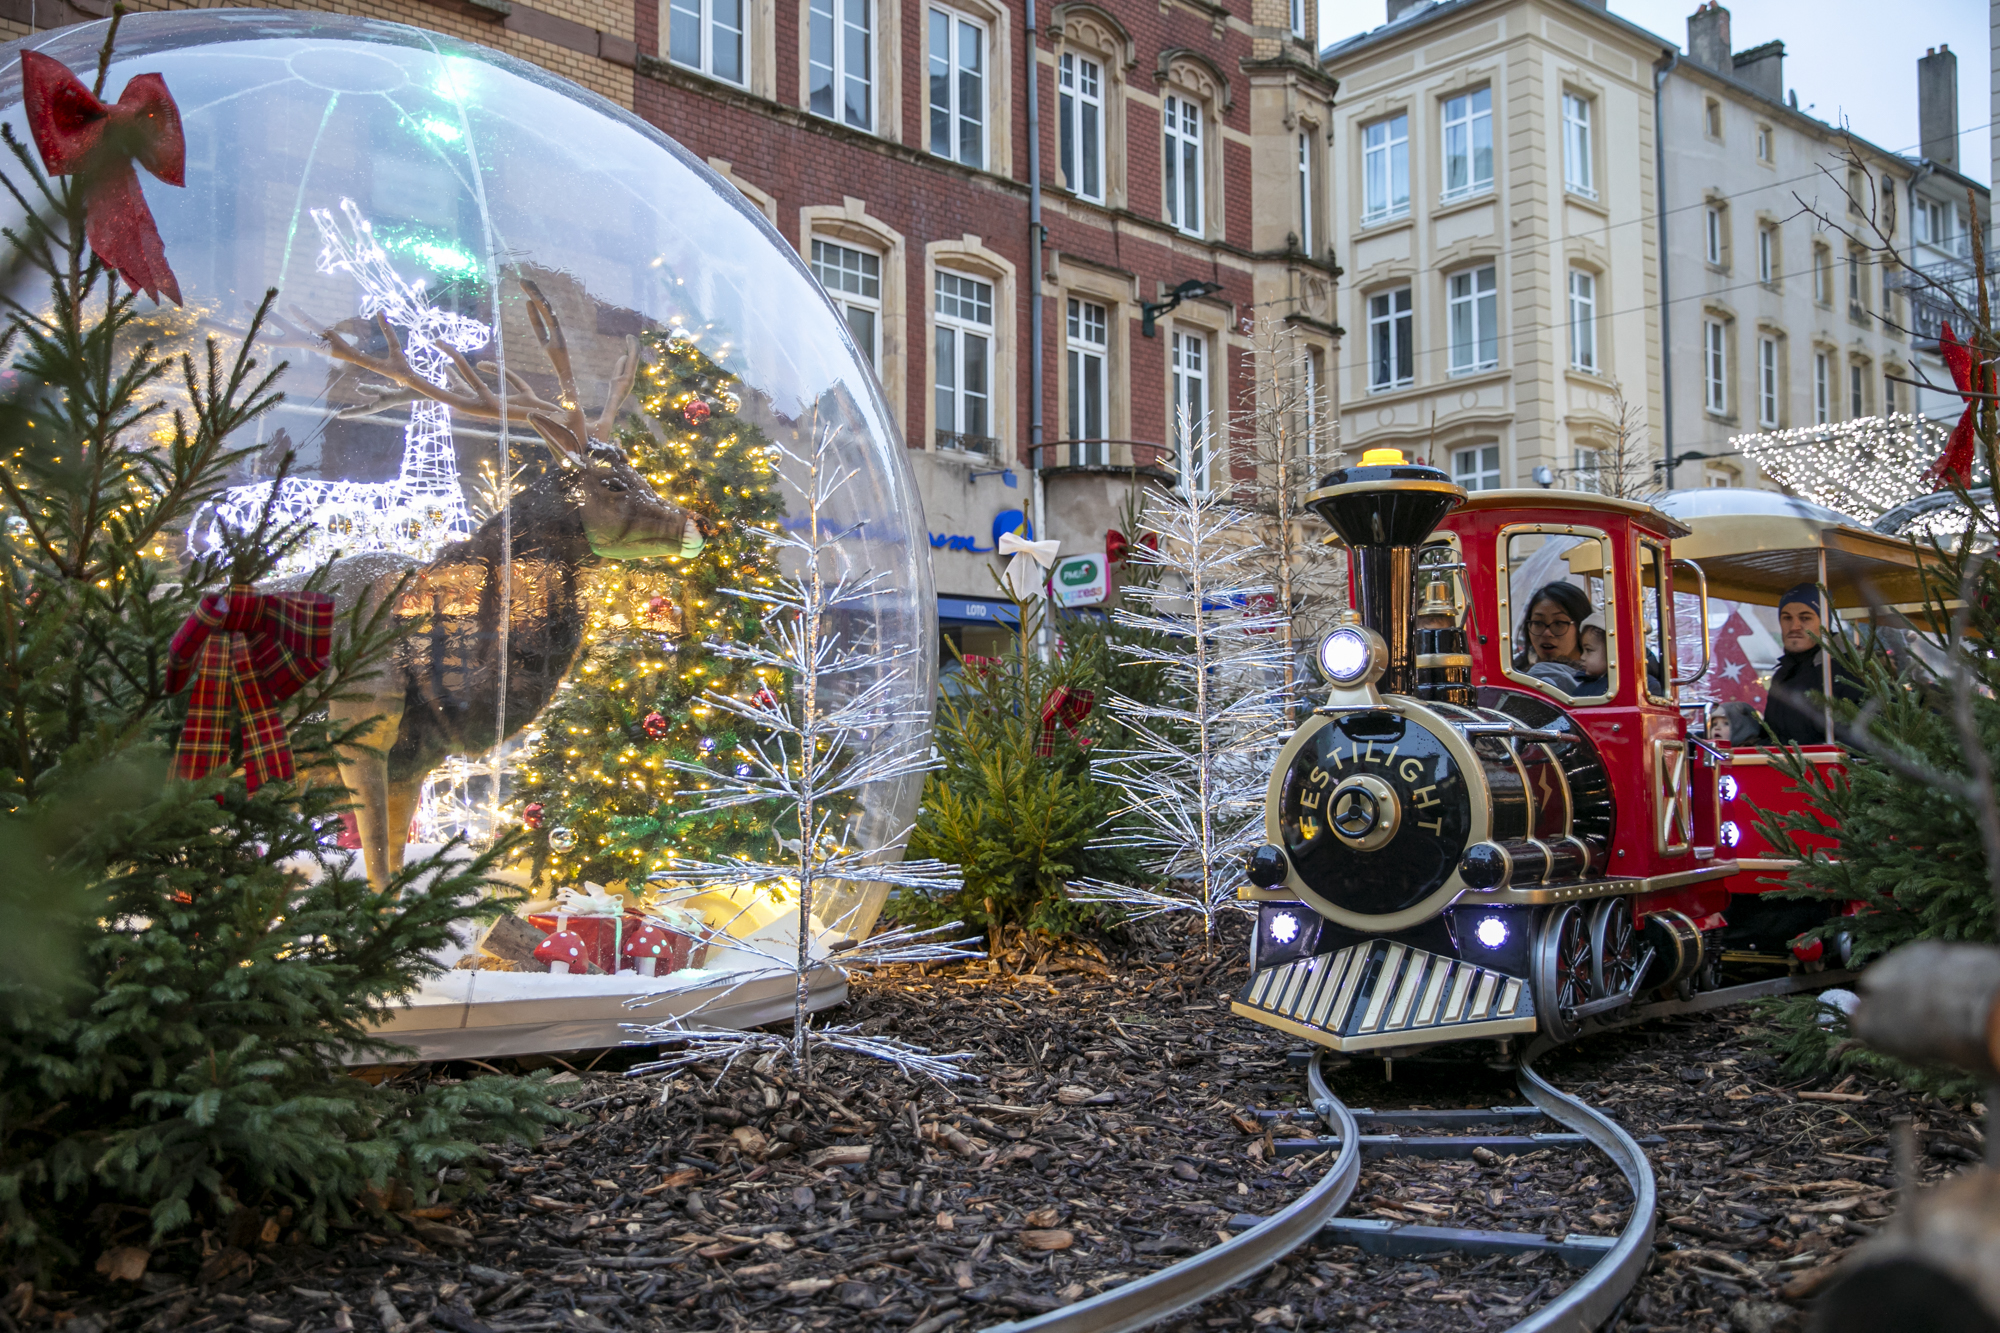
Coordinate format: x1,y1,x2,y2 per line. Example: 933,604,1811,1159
533,915,588,974
624,920,674,976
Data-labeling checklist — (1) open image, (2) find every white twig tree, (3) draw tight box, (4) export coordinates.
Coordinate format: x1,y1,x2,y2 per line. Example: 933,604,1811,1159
624,412,981,1084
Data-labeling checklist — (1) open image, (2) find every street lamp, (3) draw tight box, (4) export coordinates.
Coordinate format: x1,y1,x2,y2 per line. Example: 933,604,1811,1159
1141,279,1224,338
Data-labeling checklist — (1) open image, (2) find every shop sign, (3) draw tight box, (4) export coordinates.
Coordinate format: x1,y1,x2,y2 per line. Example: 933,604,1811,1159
1051,554,1108,608
929,508,1032,553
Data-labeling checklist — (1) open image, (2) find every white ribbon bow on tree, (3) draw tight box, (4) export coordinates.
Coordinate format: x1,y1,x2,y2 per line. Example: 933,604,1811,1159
998,531,1062,600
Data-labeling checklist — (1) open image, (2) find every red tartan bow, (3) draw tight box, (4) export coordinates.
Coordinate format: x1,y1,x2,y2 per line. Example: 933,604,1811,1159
21,50,185,305
1035,685,1096,757
1105,529,1128,565
167,586,333,792
1926,322,1982,490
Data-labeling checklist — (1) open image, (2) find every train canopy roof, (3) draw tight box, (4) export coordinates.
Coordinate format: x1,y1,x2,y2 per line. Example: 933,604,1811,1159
1654,489,1933,609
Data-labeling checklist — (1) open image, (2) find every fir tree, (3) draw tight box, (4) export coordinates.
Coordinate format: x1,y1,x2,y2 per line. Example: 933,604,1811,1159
0,31,559,1271
510,326,784,889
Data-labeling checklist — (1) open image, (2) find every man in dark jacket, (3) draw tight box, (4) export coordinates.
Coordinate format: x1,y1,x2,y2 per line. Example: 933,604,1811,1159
1761,583,1864,745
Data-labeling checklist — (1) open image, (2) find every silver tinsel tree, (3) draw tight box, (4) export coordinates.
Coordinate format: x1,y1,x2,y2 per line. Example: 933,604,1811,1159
624,414,981,1084
1071,429,1291,951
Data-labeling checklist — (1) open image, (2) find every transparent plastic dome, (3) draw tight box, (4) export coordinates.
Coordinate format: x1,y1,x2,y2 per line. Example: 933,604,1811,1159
0,11,933,940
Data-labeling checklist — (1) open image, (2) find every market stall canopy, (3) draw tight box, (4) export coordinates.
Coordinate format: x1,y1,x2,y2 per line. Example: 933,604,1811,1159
1653,489,1938,610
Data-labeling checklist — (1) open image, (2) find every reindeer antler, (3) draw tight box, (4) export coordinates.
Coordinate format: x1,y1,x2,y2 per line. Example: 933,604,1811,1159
307,281,640,458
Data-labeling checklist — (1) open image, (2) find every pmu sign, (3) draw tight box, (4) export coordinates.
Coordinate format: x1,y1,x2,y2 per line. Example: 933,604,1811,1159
1051,553,1108,608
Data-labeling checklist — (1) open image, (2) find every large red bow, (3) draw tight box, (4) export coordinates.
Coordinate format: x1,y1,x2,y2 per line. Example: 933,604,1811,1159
1035,685,1096,758
167,587,333,792
1926,322,1981,490
21,50,185,305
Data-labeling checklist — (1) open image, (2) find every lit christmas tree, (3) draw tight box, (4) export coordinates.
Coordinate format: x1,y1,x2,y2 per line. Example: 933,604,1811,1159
508,325,786,889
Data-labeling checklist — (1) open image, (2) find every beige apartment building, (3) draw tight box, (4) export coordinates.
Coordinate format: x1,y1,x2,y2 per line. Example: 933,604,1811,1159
1321,0,1668,496
1660,6,1989,488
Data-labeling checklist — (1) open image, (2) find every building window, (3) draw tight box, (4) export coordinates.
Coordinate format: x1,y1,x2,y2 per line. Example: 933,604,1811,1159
1813,351,1829,424
810,239,882,369
1572,446,1601,493
1058,53,1103,203
1847,247,1867,319
1446,264,1498,375
1756,125,1772,162
808,0,871,128
1303,346,1322,456
1290,0,1305,38
1163,94,1205,238
1441,87,1493,202
1066,297,1108,462
1704,98,1721,138
668,0,746,83
1451,443,1501,492
1813,244,1831,304
1704,205,1725,266
1757,336,1778,427
1171,329,1210,493
927,7,986,168
934,269,994,452
1884,371,1898,416
1567,268,1596,372
1297,132,1314,254
1757,224,1775,283
1848,362,1866,418
1368,287,1413,391
1562,92,1594,199
1362,113,1410,224
1703,318,1726,415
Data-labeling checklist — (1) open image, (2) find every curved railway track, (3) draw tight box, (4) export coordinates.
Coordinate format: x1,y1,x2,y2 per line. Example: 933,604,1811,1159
989,969,1854,1333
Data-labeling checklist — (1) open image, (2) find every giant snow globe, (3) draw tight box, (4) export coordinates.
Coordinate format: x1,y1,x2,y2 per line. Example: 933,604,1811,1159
0,11,935,1055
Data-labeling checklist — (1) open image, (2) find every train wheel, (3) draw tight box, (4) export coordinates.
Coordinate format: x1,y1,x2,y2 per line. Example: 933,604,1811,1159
1588,897,1639,1002
1533,904,1591,1043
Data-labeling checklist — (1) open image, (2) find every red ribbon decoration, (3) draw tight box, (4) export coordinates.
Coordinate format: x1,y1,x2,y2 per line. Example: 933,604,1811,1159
1104,528,1128,565
166,586,333,792
1035,685,1096,757
21,50,185,305
1927,322,1981,490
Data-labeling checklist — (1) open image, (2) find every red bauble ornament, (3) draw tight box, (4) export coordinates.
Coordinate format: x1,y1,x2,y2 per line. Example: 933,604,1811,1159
646,595,669,616
753,687,779,709
683,398,712,426
642,710,669,739
523,801,545,830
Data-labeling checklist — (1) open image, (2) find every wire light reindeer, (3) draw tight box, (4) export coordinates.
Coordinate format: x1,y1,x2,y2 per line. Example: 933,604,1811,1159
189,199,488,572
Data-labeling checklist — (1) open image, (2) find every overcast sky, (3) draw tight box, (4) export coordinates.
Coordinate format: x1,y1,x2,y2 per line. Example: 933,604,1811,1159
1320,0,1991,185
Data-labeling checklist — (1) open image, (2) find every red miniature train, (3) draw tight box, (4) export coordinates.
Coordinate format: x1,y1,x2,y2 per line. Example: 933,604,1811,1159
1232,451,1910,1056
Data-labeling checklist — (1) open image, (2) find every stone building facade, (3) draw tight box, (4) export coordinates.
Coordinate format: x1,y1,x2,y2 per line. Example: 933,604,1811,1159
1320,0,1667,498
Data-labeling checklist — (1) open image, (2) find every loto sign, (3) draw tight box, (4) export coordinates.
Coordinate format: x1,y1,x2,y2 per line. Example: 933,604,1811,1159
1051,554,1108,608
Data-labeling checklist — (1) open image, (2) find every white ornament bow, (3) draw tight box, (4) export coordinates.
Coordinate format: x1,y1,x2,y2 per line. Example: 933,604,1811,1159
998,531,1061,599
558,882,625,916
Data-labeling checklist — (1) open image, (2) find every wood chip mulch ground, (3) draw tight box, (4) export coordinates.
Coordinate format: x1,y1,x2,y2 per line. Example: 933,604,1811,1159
19,920,1990,1333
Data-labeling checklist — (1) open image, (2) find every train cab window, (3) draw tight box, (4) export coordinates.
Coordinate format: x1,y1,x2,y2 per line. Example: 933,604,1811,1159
1499,526,1616,705
1637,540,1676,702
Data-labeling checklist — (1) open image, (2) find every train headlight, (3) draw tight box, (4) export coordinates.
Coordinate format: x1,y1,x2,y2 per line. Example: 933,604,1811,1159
1317,624,1387,687
1269,911,1300,946
1718,775,1739,803
1474,915,1509,949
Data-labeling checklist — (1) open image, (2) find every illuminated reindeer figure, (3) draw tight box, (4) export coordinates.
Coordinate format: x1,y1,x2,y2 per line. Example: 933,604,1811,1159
299,278,705,887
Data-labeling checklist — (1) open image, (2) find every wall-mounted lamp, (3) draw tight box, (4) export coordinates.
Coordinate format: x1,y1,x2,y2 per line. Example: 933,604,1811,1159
1141,279,1225,338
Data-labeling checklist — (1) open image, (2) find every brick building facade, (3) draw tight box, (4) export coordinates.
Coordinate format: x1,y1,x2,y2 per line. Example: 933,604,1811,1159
0,0,1340,654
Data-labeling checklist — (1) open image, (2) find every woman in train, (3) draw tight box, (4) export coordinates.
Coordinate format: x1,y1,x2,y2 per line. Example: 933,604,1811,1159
1514,582,1596,694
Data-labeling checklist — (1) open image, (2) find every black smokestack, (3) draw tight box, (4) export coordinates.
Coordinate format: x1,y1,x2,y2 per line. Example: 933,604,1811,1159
1307,450,1465,695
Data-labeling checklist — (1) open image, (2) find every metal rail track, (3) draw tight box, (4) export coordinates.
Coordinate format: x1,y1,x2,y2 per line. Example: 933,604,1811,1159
989,967,1848,1333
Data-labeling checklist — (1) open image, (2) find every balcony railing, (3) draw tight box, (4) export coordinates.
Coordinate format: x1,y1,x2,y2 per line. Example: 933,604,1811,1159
1030,438,1179,477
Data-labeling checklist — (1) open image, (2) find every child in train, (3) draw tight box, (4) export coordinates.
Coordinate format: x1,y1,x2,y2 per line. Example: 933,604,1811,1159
1572,618,1609,696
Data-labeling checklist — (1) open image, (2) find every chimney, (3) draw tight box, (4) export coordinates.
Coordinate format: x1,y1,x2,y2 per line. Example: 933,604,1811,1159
1386,0,1427,23
1918,45,1959,170
1732,40,1783,101
1686,2,1731,73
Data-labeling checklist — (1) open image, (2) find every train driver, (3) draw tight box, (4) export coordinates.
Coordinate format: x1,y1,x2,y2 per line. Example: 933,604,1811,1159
1515,582,1594,693
1760,583,1864,745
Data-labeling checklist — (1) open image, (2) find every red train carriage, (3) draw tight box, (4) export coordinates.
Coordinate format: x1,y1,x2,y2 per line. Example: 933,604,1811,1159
1232,453,1920,1057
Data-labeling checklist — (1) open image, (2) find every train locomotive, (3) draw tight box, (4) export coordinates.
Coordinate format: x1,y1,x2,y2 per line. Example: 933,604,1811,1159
1233,448,1812,1056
